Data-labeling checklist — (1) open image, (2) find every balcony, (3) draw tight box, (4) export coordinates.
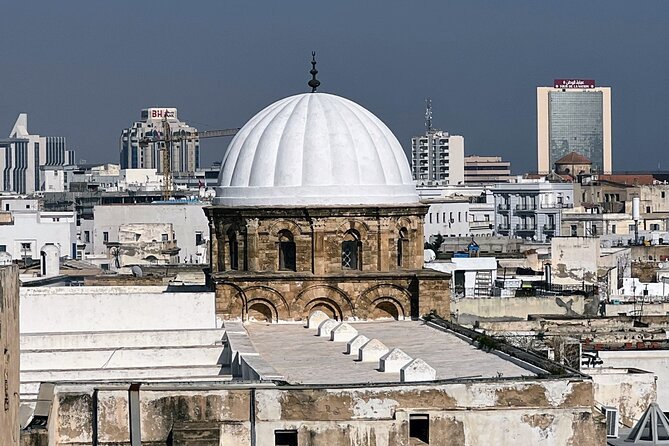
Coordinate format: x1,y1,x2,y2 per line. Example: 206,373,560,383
515,224,537,233
497,224,511,233
515,203,537,213
497,203,511,212
541,203,574,210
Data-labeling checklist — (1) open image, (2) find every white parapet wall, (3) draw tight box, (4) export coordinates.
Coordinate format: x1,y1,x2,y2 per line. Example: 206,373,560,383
20,286,217,333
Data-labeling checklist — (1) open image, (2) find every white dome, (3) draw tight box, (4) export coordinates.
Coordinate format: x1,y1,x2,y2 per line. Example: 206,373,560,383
214,93,418,206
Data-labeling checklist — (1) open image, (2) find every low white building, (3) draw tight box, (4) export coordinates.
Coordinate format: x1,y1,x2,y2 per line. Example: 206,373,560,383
0,198,78,262
91,201,209,268
425,257,497,298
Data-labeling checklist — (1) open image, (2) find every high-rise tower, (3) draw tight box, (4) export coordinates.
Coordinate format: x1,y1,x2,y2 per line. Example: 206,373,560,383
537,79,612,174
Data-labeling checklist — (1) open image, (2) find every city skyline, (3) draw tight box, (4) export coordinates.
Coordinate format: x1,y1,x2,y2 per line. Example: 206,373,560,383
1,1,668,173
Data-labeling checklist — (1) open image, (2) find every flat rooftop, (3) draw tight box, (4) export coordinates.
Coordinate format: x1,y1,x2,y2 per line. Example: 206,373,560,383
245,320,538,385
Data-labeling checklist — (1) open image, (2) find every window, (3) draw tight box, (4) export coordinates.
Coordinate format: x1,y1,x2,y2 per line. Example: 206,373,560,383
410,414,430,444
161,233,169,242
100,263,109,271
458,212,461,222
25,204,30,209
591,225,598,236
647,206,651,213
397,228,408,267
274,430,298,446
663,192,666,199
611,224,616,234
195,231,204,246
278,230,296,271
84,231,90,243
103,232,109,243
21,242,31,250
651,224,660,231
341,230,361,270
4,204,8,211
571,225,577,237
0,245,5,252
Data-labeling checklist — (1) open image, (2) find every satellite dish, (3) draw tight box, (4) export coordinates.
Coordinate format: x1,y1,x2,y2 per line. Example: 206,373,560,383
131,266,143,278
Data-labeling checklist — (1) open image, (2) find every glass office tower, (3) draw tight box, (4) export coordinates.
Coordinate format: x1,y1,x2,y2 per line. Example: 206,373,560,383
537,84,611,174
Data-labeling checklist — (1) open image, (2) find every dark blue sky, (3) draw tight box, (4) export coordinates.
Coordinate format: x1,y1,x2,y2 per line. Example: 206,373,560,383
1,1,667,173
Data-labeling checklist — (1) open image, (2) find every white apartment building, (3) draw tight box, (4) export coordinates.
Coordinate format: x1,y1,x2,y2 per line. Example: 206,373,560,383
493,179,574,242
120,108,200,174
0,114,75,194
411,130,464,185
418,184,495,240
0,198,78,261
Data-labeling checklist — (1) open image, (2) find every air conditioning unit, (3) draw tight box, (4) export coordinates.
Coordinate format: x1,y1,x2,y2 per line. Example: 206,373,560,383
601,406,619,438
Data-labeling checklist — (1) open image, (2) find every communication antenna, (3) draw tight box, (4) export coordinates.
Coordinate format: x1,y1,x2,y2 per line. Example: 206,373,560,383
425,98,433,133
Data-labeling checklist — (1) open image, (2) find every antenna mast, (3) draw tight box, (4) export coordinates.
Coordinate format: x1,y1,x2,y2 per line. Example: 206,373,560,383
425,98,433,133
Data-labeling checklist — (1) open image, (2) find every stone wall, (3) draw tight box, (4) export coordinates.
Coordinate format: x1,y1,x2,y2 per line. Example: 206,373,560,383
206,205,451,321
205,205,427,274
214,271,449,322
26,378,604,445
0,265,20,446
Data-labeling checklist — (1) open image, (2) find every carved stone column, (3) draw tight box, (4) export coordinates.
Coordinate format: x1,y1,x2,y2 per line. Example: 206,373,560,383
246,218,260,271
377,217,393,272
311,218,327,275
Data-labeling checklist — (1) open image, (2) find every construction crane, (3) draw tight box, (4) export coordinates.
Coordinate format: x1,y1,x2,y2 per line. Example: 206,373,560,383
138,112,239,200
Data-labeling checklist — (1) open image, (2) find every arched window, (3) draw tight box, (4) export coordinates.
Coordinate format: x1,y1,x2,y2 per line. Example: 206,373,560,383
227,228,239,270
278,229,296,271
397,228,408,267
341,229,361,270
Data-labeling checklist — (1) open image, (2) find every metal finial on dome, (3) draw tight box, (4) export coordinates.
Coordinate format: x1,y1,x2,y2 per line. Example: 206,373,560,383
308,51,320,93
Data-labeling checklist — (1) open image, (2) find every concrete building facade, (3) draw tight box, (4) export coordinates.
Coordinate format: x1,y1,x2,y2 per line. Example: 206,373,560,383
537,80,612,174
464,155,512,184
0,198,78,263
120,108,200,174
411,130,464,185
0,114,74,194
493,179,574,242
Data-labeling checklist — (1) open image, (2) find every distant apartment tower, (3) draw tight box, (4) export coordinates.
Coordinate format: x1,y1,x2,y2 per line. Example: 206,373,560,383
537,79,611,175
120,108,200,174
0,114,74,194
411,130,464,184
464,155,512,184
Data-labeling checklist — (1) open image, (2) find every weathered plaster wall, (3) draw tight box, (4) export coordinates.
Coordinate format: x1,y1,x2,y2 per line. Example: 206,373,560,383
0,265,20,446
34,378,604,446
551,237,600,285
453,295,594,321
587,368,656,427
598,350,669,409
20,286,216,333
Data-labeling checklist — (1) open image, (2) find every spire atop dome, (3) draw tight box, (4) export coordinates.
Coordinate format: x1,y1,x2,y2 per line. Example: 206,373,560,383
308,51,320,93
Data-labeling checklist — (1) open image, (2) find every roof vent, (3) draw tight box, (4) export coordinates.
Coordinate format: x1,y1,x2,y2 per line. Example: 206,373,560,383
626,403,669,444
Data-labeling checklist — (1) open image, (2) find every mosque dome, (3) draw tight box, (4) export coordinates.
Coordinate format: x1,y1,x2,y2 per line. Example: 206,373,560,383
214,93,418,206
